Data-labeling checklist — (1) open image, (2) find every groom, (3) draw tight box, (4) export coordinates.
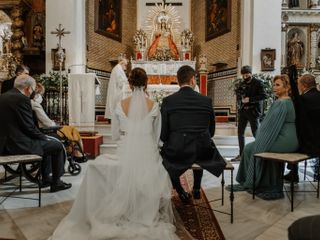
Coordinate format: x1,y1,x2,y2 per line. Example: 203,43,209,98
160,65,226,203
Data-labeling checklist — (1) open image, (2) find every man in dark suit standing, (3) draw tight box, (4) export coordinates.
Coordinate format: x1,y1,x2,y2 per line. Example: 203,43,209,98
1,65,30,94
285,74,320,182
160,65,225,203
232,65,267,161
0,74,71,192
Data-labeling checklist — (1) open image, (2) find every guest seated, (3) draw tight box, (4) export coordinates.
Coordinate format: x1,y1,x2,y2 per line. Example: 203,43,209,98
31,83,86,162
0,74,71,192
232,74,299,200
285,73,320,182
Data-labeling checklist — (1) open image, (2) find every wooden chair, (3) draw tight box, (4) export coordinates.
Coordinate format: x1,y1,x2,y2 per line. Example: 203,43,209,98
191,159,235,223
0,154,42,207
252,152,319,211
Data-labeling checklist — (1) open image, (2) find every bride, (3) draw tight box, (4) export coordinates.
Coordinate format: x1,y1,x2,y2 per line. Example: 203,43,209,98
50,68,177,239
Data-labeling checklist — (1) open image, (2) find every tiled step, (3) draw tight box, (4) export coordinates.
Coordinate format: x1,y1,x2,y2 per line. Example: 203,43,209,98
94,123,111,135
100,143,117,155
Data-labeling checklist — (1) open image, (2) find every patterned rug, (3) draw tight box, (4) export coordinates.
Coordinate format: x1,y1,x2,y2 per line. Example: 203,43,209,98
173,171,225,240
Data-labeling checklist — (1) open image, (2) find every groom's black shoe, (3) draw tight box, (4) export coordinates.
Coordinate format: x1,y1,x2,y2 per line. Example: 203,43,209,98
192,188,201,199
50,180,72,192
178,191,191,204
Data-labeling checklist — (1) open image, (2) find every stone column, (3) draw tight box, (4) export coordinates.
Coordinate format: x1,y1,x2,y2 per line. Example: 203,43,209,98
310,24,319,68
281,23,288,67
46,0,86,73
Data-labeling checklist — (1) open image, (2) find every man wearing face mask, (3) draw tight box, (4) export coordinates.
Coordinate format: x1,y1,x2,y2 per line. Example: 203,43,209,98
0,74,72,192
232,65,267,162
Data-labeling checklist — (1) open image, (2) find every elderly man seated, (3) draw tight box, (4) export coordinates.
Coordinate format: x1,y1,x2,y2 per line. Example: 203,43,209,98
0,74,71,192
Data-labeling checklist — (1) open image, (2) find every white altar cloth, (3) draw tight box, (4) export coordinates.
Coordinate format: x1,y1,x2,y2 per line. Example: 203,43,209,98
125,84,180,102
131,60,196,76
68,73,96,131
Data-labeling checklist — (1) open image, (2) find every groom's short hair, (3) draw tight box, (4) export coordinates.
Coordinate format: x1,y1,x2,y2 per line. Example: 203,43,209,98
177,65,196,85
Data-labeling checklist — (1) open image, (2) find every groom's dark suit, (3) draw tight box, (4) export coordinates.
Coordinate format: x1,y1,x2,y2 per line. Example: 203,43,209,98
160,86,226,191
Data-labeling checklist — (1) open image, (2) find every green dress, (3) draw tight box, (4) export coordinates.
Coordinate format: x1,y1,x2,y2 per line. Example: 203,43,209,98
236,99,299,200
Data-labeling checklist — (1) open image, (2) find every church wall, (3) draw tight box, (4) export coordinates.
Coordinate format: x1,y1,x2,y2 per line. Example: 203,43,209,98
86,0,137,72
191,0,240,72
191,0,240,117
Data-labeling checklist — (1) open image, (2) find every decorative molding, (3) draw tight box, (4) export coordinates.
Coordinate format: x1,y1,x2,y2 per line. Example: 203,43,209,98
208,68,237,81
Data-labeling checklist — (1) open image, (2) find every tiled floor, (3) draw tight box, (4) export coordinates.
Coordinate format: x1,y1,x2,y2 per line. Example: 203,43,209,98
0,160,319,240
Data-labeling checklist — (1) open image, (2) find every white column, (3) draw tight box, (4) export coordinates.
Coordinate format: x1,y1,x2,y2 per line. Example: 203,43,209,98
46,0,86,74
310,25,319,68
240,0,253,70
240,0,282,74
281,24,288,67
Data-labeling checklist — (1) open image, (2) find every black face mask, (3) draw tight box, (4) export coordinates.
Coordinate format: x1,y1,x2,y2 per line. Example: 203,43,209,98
30,91,36,99
244,76,252,82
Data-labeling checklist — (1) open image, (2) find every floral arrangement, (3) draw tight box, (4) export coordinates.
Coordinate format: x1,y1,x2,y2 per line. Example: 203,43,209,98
37,71,68,90
150,89,166,106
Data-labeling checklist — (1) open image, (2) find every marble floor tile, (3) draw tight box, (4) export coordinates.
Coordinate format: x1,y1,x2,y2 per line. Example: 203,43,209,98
0,160,319,240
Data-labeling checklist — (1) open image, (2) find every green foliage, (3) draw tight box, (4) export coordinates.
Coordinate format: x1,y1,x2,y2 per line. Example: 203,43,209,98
37,71,68,90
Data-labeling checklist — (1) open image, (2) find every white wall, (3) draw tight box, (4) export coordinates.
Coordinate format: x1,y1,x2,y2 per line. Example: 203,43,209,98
137,0,191,30
240,0,282,75
46,0,86,74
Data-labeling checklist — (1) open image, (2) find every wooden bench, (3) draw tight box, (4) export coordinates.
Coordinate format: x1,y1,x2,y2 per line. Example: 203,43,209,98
192,159,235,223
252,152,319,211
0,154,42,207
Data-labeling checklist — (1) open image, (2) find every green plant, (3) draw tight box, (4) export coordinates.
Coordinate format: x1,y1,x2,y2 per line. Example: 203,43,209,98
38,71,68,90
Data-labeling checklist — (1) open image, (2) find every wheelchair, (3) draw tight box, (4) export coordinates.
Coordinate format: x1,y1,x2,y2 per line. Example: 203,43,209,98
3,126,85,185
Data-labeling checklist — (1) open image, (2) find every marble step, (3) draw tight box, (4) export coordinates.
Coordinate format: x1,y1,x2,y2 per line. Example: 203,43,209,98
100,142,245,157
94,123,254,137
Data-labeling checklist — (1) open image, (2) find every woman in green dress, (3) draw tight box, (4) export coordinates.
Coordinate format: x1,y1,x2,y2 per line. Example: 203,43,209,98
235,74,299,200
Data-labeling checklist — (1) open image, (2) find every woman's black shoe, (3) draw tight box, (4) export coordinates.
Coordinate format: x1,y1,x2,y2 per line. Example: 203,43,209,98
192,189,201,199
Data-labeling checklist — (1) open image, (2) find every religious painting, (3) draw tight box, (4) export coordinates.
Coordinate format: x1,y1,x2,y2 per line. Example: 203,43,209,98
94,0,121,42
261,49,276,71
206,0,231,41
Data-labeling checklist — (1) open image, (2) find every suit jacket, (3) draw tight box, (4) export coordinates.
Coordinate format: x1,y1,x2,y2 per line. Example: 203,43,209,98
296,88,320,156
1,77,15,94
0,88,47,156
160,86,225,178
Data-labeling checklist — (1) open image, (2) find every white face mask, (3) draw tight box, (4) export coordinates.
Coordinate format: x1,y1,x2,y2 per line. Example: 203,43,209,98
35,94,43,104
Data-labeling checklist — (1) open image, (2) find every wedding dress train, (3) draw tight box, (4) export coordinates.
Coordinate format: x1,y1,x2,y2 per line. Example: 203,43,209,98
50,89,177,240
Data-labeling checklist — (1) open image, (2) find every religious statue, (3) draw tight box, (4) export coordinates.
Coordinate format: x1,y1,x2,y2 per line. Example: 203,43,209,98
147,12,179,61
133,29,147,51
287,32,304,67
180,29,193,51
0,28,12,54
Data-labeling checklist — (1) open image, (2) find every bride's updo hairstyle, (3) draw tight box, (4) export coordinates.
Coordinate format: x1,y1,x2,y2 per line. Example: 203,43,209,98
128,67,148,90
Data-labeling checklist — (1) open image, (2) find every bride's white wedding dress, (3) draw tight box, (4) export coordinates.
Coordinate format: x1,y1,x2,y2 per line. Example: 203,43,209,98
50,89,177,240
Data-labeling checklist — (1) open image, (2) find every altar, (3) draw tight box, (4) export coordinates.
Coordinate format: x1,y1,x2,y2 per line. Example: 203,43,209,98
131,60,196,84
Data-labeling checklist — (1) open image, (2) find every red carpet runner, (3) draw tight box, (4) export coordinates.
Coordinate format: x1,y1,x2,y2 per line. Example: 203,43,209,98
173,172,225,240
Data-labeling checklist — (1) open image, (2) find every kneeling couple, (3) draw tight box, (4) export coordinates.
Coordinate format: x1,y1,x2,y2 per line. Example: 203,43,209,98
50,66,225,239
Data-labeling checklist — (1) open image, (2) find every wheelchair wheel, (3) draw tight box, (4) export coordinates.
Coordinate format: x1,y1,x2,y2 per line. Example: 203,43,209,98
68,163,81,176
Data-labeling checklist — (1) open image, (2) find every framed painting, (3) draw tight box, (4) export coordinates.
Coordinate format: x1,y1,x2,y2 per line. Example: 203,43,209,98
94,0,121,42
261,49,276,71
206,0,231,41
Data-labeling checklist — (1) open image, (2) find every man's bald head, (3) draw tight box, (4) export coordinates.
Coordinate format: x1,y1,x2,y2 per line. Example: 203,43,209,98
14,74,36,97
